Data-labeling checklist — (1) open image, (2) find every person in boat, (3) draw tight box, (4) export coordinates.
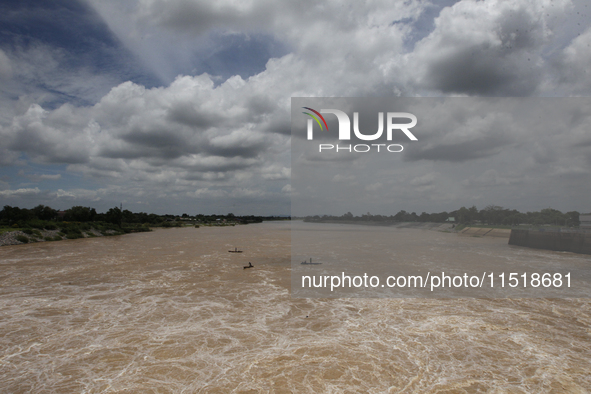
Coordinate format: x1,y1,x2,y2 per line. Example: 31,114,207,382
243,262,253,269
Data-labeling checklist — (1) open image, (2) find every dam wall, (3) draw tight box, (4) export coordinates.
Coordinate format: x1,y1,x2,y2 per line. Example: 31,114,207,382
459,227,511,238
509,229,591,255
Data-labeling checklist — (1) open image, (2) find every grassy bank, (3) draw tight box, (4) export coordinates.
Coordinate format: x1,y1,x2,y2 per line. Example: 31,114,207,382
0,221,152,246
0,220,253,246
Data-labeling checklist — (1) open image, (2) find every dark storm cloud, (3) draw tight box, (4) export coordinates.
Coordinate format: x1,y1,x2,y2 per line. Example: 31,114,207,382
102,127,269,161
408,0,562,96
182,160,255,174
244,95,276,119
204,142,266,159
100,144,186,161
166,103,218,128
422,45,540,96
123,127,186,147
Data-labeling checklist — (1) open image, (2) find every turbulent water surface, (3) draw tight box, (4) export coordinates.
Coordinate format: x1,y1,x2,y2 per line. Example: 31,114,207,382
291,222,591,298
1,222,591,393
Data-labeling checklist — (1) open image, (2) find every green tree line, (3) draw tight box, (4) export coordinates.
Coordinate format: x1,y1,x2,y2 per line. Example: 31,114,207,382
305,205,581,227
0,205,289,228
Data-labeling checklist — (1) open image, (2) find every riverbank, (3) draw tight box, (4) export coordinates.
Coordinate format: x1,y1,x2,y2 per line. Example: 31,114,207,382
301,219,456,231
0,227,124,246
299,219,512,238
0,222,255,247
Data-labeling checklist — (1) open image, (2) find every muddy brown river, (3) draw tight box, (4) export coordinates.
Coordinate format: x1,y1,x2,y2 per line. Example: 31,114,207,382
1,222,590,392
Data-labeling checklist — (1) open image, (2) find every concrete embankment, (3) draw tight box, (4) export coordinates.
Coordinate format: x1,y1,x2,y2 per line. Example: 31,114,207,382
509,229,591,255
458,227,511,238
302,220,455,230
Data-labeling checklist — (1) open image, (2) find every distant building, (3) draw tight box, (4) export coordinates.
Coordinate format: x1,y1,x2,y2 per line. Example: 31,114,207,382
446,217,455,222
580,214,591,228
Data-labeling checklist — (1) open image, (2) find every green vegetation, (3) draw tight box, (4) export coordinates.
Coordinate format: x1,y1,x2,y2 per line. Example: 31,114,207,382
303,205,582,228
1,205,288,229
16,235,29,243
0,204,290,246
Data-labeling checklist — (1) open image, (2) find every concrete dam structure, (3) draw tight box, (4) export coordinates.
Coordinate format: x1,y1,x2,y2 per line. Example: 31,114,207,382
509,229,591,255
458,227,511,238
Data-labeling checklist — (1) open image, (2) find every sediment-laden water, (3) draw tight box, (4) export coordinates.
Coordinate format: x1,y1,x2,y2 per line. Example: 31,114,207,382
1,222,590,393
291,222,591,298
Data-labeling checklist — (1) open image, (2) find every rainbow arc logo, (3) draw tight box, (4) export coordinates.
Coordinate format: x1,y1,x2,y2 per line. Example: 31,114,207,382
302,107,328,131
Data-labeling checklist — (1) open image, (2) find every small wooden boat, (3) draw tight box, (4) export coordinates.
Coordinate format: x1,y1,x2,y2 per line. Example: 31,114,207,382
229,247,243,253
301,258,321,265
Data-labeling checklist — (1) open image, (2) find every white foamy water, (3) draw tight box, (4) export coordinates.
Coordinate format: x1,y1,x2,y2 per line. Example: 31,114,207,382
1,222,591,392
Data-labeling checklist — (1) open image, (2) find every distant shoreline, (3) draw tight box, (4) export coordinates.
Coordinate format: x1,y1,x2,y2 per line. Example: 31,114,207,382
0,227,126,247
0,221,280,247
301,219,455,230
299,220,515,238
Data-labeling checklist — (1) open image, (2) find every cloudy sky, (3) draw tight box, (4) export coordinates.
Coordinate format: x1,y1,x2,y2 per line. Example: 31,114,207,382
291,97,591,216
0,0,590,215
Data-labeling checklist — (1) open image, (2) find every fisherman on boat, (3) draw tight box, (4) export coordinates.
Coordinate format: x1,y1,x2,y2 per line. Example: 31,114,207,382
301,258,321,265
